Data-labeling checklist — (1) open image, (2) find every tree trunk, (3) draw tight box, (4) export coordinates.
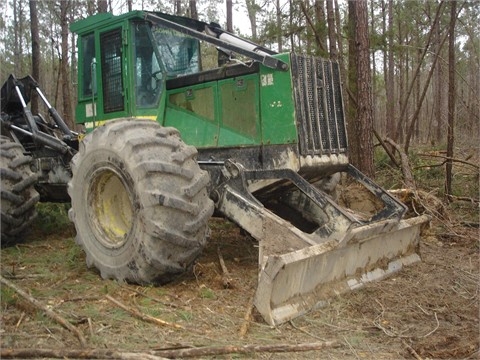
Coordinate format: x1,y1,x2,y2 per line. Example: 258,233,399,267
381,0,386,135
97,0,108,13
189,0,198,19
13,0,25,75
326,0,336,60
29,0,40,114
289,0,295,50
386,0,395,141
370,1,377,130
70,4,77,120
175,0,182,15
346,1,358,165
60,1,74,129
276,0,283,52
314,0,327,57
445,1,457,197
334,0,346,102
415,47,421,142
226,0,233,32
353,0,375,177
245,0,258,40
87,0,96,15
395,2,445,142
404,25,449,152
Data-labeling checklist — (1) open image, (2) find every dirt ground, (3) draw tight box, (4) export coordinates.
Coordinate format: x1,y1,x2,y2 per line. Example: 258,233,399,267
1,196,478,360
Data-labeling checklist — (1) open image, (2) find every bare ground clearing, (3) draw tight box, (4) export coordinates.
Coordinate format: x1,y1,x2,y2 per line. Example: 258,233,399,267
1,206,478,359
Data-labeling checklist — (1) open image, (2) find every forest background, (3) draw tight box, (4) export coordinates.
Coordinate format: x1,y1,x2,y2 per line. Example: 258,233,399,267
0,2,479,358
0,0,479,194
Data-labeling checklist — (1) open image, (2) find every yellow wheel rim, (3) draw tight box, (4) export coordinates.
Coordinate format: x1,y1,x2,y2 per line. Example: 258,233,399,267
88,168,133,248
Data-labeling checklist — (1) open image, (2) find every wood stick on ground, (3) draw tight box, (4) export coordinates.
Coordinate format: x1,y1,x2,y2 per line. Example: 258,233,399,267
446,194,480,204
238,294,255,338
417,153,479,170
217,247,233,288
0,348,168,360
0,341,340,359
0,275,87,347
105,295,184,330
15,311,25,331
152,341,341,358
373,129,399,167
402,340,423,360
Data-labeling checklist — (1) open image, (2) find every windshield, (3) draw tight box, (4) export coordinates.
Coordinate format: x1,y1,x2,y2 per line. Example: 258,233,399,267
151,25,200,77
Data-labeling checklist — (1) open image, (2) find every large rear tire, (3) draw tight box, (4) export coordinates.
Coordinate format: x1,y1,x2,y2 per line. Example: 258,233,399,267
68,119,214,284
0,136,40,244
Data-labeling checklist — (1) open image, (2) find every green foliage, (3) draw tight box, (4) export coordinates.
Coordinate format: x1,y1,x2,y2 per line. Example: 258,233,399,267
34,202,73,235
141,304,164,318
65,239,84,269
177,310,193,322
198,286,216,299
0,286,17,307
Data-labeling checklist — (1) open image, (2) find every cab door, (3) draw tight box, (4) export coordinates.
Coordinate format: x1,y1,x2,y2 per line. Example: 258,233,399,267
75,26,130,129
99,28,126,115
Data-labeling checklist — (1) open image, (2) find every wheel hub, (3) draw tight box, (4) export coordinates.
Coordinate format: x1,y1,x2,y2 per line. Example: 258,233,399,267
88,168,133,248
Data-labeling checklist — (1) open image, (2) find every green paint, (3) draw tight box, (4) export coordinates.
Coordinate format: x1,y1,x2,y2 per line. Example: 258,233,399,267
259,53,298,145
71,11,299,148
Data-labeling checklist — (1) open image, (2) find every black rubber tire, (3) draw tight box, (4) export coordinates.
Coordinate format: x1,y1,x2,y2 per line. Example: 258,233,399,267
0,136,40,244
68,118,214,285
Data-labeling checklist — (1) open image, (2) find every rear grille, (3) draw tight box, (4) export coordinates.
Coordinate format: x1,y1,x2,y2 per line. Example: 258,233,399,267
291,54,347,156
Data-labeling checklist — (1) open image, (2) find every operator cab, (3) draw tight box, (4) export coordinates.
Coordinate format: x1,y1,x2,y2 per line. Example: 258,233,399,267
72,11,203,127
133,22,201,107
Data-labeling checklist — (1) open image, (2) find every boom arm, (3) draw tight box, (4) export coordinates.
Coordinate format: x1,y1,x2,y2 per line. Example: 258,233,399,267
0,75,76,155
144,12,288,71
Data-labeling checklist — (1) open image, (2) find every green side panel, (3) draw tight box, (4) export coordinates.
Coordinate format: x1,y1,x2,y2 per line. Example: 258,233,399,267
217,75,260,146
164,107,219,147
169,86,216,121
259,53,298,145
164,73,261,148
164,84,219,147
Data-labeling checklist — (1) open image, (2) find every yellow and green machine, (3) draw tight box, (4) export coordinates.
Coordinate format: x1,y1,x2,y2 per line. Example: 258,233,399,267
1,10,428,326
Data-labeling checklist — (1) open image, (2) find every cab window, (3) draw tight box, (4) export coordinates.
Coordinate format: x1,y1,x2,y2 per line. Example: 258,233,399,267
82,33,96,98
133,23,163,107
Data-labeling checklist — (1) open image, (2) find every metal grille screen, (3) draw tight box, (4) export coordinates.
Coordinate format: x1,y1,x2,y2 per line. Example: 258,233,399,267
101,29,124,113
291,54,347,156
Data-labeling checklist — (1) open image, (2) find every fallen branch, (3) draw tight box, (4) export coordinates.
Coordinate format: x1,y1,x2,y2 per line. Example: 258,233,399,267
373,129,399,167
0,273,46,280
0,341,340,359
238,294,255,338
384,138,416,189
0,348,167,360
105,295,184,330
0,275,87,347
402,340,423,360
446,194,479,204
155,341,341,358
217,247,233,288
418,153,479,170
15,311,25,330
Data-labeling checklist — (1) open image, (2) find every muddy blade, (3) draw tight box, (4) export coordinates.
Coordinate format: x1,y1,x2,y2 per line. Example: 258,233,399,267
254,215,429,326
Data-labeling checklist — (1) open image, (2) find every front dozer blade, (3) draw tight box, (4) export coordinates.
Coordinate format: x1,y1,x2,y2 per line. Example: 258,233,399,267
215,161,429,325
254,215,428,325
